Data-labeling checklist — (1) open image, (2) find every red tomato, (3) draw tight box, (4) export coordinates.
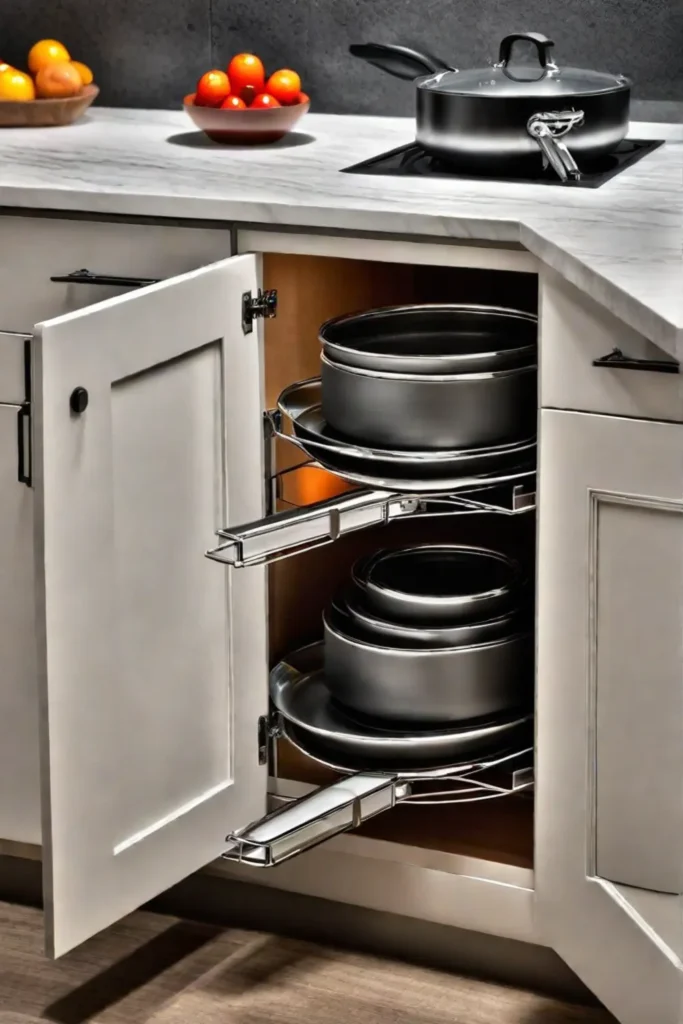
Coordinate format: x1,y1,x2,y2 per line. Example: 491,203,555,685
220,94,247,109
297,91,310,105
227,53,265,99
195,69,230,107
250,93,281,109
265,68,301,105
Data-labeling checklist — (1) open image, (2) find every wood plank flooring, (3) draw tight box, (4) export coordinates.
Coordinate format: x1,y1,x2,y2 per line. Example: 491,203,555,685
0,901,613,1024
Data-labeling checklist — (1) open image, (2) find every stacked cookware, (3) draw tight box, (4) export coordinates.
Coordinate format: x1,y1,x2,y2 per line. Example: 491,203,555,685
270,302,537,766
220,305,539,864
324,544,533,728
272,304,538,495
274,299,540,761
319,304,537,451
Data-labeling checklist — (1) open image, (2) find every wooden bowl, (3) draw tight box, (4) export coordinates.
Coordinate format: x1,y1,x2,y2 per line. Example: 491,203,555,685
183,92,309,144
0,84,99,128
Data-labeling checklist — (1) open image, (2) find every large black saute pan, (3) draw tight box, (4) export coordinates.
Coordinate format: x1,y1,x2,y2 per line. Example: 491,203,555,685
350,32,631,180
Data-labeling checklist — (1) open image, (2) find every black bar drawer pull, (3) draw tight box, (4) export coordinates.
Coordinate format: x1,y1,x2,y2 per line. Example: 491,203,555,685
17,402,31,487
50,268,160,288
593,347,680,375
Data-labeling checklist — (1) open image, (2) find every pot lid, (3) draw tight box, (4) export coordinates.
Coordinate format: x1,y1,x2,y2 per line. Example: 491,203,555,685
420,33,630,98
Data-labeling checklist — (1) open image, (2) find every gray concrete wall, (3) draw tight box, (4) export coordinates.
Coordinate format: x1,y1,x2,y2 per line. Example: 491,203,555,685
1,1,681,113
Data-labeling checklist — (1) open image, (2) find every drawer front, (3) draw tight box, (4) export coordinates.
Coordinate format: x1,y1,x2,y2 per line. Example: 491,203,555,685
540,268,683,420
0,332,29,404
0,214,233,335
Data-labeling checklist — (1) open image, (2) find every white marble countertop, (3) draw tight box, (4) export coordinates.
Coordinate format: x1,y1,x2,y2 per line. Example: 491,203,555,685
1,107,682,352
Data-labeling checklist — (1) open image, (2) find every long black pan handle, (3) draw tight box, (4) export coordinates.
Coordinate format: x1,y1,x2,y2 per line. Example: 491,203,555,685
349,43,454,81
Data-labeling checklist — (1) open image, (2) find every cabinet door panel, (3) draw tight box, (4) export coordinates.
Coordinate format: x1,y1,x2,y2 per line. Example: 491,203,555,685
594,496,683,893
536,409,683,1024
34,255,268,957
0,404,39,843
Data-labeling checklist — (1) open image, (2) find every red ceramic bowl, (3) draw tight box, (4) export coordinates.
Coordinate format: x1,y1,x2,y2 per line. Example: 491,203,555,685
183,93,310,144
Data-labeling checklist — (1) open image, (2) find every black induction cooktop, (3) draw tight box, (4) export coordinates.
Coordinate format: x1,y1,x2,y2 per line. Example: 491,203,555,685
342,138,665,188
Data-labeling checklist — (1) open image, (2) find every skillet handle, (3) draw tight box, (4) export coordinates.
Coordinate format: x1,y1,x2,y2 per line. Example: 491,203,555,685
349,43,454,80
498,32,555,69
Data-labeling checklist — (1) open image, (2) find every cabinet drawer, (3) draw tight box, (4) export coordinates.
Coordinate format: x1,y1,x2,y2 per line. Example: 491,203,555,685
0,214,233,335
0,332,29,403
540,269,682,420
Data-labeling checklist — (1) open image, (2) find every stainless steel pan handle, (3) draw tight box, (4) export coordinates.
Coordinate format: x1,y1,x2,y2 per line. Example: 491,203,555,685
527,110,585,182
223,773,407,866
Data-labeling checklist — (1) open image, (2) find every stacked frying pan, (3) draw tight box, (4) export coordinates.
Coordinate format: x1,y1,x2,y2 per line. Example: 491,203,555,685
270,544,533,775
275,304,537,492
325,544,533,726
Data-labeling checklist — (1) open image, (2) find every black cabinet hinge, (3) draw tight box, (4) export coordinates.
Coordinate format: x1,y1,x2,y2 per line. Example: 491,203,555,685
258,715,269,765
258,713,282,766
242,289,278,334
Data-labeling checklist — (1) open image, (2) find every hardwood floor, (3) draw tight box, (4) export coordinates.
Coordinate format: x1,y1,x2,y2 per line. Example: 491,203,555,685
0,901,613,1024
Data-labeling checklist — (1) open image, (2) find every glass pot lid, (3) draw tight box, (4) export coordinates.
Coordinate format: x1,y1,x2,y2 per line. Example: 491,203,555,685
420,32,630,99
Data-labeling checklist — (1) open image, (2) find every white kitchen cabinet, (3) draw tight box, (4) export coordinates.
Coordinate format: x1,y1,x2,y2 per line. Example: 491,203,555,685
0,403,38,843
1,216,681,1024
0,222,541,957
537,408,683,1024
0,214,244,844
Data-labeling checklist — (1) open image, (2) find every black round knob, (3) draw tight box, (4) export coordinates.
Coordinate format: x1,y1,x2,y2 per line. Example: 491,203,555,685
70,387,89,414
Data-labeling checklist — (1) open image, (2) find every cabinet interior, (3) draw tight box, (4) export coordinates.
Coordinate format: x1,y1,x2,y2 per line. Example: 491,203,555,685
261,252,538,869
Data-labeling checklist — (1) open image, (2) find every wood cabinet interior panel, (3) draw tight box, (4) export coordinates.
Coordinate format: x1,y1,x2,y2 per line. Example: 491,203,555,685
277,739,533,868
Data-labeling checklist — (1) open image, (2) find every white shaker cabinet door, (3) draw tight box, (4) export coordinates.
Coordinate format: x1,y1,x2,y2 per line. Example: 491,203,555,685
537,408,683,1024
33,255,268,957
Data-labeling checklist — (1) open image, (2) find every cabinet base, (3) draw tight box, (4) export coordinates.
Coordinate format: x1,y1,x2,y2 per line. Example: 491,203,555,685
149,871,601,1007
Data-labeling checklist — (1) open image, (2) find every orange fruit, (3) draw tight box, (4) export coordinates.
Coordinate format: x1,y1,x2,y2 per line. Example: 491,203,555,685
227,54,265,97
71,60,93,86
35,61,82,98
194,69,230,107
0,68,35,101
265,69,301,105
28,38,71,74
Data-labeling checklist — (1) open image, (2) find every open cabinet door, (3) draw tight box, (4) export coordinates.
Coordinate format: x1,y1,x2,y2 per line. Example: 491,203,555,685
536,409,683,1023
33,255,269,956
